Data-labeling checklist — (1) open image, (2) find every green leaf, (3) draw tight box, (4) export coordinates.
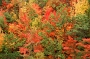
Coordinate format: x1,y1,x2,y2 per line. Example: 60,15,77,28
4,12,14,23
0,17,4,28
58,54,65,59
0,0,2,5
35,52,44,59
5,0,10,3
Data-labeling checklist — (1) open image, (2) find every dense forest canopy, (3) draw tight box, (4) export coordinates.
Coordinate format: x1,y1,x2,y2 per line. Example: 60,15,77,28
0,0,90,59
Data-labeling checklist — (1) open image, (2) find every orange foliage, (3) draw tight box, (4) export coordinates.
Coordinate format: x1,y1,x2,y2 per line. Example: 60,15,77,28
31,33,42,43
7,3,13,9
34,44,43,53
19,47,28,55
31,3,42,15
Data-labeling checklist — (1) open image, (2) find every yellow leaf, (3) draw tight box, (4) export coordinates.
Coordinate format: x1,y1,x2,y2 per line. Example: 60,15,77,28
74,0,89,15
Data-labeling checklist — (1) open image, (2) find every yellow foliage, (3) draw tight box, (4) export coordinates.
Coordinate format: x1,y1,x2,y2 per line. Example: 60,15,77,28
31,17,41,30
11,12,17,20
74,0,89,15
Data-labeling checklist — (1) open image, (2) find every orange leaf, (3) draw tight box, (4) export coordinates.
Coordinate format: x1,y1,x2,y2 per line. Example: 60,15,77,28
34,44,43,53
19,47,28,54
31,3,42,14
7,3,13,9
31,33,42,43
83,38,90,42
67,56,72,59
63,47,70,50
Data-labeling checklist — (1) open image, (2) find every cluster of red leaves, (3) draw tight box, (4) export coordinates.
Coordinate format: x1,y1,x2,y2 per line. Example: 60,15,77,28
31,33,42,43
20,13,29,25
62,36,77,59
1,0,13,10
19,47,28,55
34,44,43,53
62,36,90,59
2,1,7,7
44,7,56,20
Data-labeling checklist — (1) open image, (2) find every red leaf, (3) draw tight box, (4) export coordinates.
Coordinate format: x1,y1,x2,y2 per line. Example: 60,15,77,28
44,7,56,20
48,55,53,59
67,56,72,59
7,3,13,9
20,13,29,24
17,24,26,30
31,33,42,43
25,33,32,43
67,36,76,43
31,3,42,14
2,1,7,7
84,45,90,50
76,42,84,46
82,54,90,59
44,7,53,20
50,22,56,26
49,32,55,37
83,38,90,42
34,44,43,53
19,47,28,54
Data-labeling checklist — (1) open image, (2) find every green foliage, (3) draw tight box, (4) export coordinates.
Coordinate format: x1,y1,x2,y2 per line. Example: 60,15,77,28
5,0,11,3
34,0,48,8
0,17,7,33
0,33,25,59
40,32,64,58
68,14,90,40
42,39,64,58
4,33,26,49
0,17,5,28
0,47,20,59
67,2,90,40
56,3,70,28
88,0,90,4
0,0,2,6
38,32,47,38
29,9,38,20
77,46,85,51
86,7,90,18
56,3,67,14
4,12,15,23
75,52,83,59
35,52,44,59
43,22,55,31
